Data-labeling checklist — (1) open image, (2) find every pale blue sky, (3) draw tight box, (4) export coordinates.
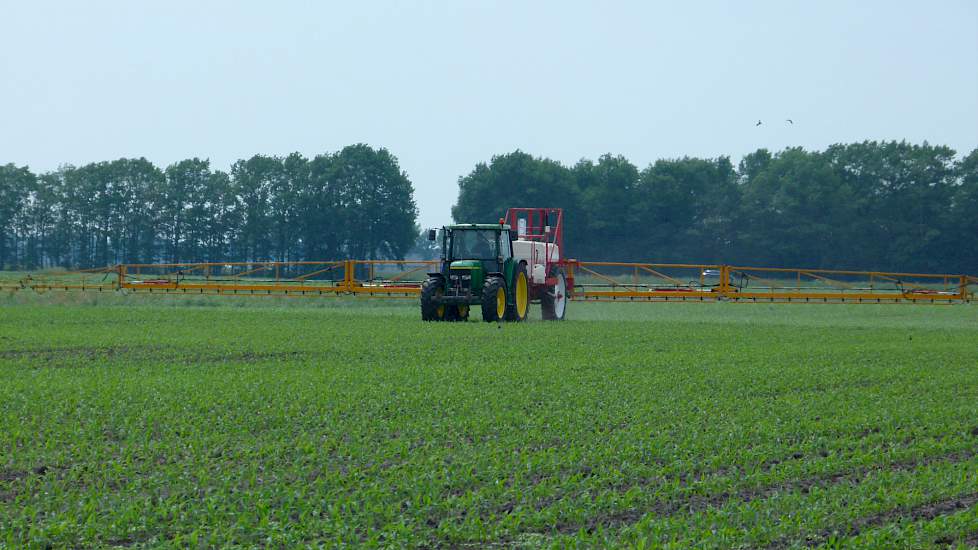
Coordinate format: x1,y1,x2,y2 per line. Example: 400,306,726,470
2,1,976,227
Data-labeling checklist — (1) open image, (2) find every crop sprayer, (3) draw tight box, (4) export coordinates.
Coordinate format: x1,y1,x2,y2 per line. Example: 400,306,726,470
3,205,975,306
421,208,572,322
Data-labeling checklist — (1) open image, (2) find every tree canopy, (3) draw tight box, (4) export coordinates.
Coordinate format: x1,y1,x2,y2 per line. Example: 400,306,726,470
0,144,418,269
450,142,977,274
1,140,975,274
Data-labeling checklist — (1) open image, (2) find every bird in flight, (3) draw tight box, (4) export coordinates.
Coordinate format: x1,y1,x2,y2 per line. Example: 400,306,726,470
755,120,762,126
786,119,794,124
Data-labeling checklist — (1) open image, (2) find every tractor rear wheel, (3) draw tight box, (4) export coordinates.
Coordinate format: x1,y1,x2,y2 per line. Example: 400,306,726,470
481,277,507,322
505,263,530,322
421,277,447,321
541,269,567,321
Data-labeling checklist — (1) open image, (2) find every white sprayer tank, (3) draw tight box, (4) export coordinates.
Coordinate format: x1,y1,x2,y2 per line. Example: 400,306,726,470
512,239,560,284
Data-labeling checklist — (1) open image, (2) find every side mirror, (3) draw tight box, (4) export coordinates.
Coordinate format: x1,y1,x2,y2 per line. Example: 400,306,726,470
427,229,436,241
509,230,518,241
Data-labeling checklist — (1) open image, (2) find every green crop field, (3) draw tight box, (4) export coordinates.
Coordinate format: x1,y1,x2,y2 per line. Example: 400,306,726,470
1,295,977,548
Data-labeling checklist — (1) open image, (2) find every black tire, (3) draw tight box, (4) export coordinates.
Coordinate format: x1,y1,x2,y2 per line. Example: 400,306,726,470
505,263,530,322
541,269,567,321
453,304,471,322
481,276,506,322
421,277,447,321
445,304,470,322
445,306,459,322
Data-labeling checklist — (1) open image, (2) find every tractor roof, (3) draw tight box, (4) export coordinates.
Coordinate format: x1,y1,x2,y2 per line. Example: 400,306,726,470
445,223,511,231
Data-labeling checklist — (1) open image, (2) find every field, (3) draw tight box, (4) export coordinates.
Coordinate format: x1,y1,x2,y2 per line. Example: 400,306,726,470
2,295,977,548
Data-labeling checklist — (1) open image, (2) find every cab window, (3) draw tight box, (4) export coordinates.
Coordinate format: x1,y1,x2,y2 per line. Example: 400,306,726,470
450,229,498,260
499,233,511,260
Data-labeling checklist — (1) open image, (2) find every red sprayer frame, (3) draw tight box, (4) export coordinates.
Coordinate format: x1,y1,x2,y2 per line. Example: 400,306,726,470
504,207,574,293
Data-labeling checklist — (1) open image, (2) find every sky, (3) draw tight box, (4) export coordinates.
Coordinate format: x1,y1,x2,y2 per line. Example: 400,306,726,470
2,1,976,228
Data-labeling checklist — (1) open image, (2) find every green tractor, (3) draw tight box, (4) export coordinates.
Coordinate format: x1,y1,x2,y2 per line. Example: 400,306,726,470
421,223,531,322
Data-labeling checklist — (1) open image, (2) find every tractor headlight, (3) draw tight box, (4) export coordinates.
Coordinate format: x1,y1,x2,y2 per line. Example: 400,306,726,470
461,275,471,281
450,274,460,281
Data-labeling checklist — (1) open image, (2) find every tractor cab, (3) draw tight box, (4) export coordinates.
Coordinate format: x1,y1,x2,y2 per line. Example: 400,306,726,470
444,225,514,291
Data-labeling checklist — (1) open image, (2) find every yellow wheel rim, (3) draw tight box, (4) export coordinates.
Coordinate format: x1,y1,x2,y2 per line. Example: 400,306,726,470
458,305,469,318
516,272,528,318
496,287,506,318
435,289,445,318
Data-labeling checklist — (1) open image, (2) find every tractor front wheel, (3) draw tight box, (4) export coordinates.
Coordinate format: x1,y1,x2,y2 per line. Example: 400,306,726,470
481,277,507,322
447,304,469,322
421,277,447,321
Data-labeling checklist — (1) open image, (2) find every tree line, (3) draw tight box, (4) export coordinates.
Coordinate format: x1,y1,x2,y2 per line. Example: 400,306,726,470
0,144,418,269
2,140,976,274
453,142,978,274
